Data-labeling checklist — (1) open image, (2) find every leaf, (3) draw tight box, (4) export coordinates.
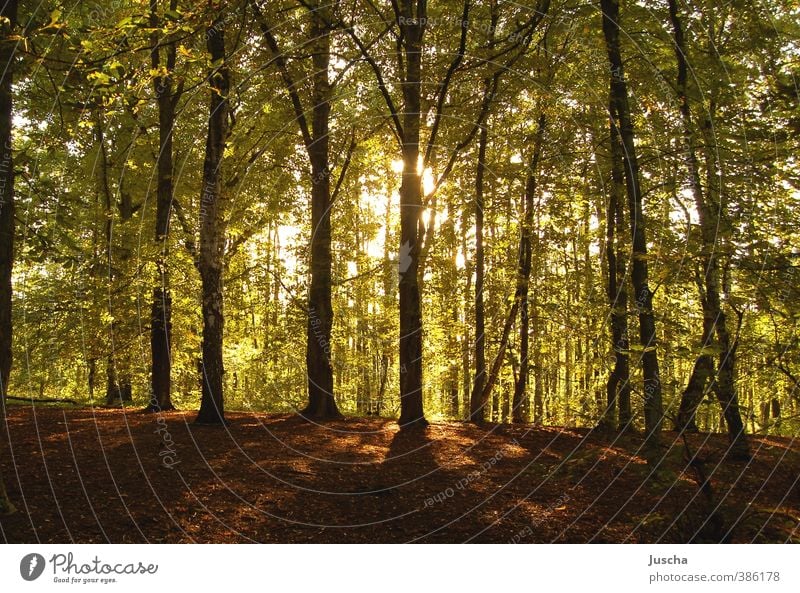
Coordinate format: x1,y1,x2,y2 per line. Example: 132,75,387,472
39,8,66,34
107,61,125,79
87,71,111,86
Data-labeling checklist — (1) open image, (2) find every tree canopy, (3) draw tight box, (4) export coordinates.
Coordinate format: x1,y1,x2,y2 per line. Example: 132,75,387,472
1,0,798,438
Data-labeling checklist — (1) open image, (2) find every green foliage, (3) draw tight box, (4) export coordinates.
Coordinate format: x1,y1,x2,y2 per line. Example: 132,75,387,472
4,0,798,436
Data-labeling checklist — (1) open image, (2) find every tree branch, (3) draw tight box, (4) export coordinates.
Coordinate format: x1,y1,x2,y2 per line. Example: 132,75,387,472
249,0,313,148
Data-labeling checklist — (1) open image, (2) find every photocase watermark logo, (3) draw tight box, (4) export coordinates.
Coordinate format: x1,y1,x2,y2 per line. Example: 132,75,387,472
17,553,159,585
19,553,46,581
16,552,159,584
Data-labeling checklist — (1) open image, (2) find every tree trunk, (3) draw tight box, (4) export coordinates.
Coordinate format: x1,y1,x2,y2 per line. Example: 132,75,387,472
104,353,132,405
146,0,180,412
94,120,127,407
149,288,173,410
252,0,341,419
449,286,460,417
532,248,544,425
478,295,523,416
195,8,229,425
565,331,573,425
87,358,96,400
397,0,427,428
468,2,502,423
469,125,489,422
377,354,388,416
301,4,340,420
676,350,714,431
462,226,472,419
668,0,748,458
512,114,546,423
714,314,748,456
601,0,663,450
604,100,632,431
0,0,17,515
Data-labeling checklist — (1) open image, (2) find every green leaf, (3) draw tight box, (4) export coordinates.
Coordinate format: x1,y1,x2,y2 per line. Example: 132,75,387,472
87,71,111,86
107,61,125,79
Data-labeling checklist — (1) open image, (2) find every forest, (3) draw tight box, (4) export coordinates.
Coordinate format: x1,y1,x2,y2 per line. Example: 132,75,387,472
0,0,798,543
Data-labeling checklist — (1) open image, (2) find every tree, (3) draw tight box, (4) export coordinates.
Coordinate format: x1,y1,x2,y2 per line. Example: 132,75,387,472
603,100,632,431
0,0,17,515
601,0,663,451
146,0,183,413
196,3,230,425
469,122,489,422
668,0,748,458
394,0,427,428
468,0,550,422
251,0,342,419
512,113,546,423
0,0,796,447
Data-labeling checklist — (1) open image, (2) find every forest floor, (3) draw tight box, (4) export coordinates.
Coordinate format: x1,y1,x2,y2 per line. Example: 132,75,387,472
1,406,798,543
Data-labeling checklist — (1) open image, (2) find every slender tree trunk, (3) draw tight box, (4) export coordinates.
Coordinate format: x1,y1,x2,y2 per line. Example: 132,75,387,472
514,277,530,422
565,330,573,425
512,114,546,423
0,0,18,515
468,4,500,423
250,0,340,419
604,101,632,431
0,0,14,404
105,355,119,404
195,8,229,425
469,125,489,422
302,5,340,420
478,291,523,414
532,236,544,424
449,286,460,417
714,309,748,456
87,358,96,400
462,225,472,419
670,0,718,434
397,0,427,428
149,288,173,408
676,345,714,431
668,0,748,458
94,121,126,406
147,0,179,412
601,0,663,450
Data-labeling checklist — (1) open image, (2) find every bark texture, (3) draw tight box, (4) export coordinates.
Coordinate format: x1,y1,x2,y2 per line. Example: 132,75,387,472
196,9,230,425
601,0,663,449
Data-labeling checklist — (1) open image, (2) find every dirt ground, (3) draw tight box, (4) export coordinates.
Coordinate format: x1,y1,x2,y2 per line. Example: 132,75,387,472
1,406,798,543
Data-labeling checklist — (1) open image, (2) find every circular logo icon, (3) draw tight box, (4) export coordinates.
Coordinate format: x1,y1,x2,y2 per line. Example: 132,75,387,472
20,553,46,581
